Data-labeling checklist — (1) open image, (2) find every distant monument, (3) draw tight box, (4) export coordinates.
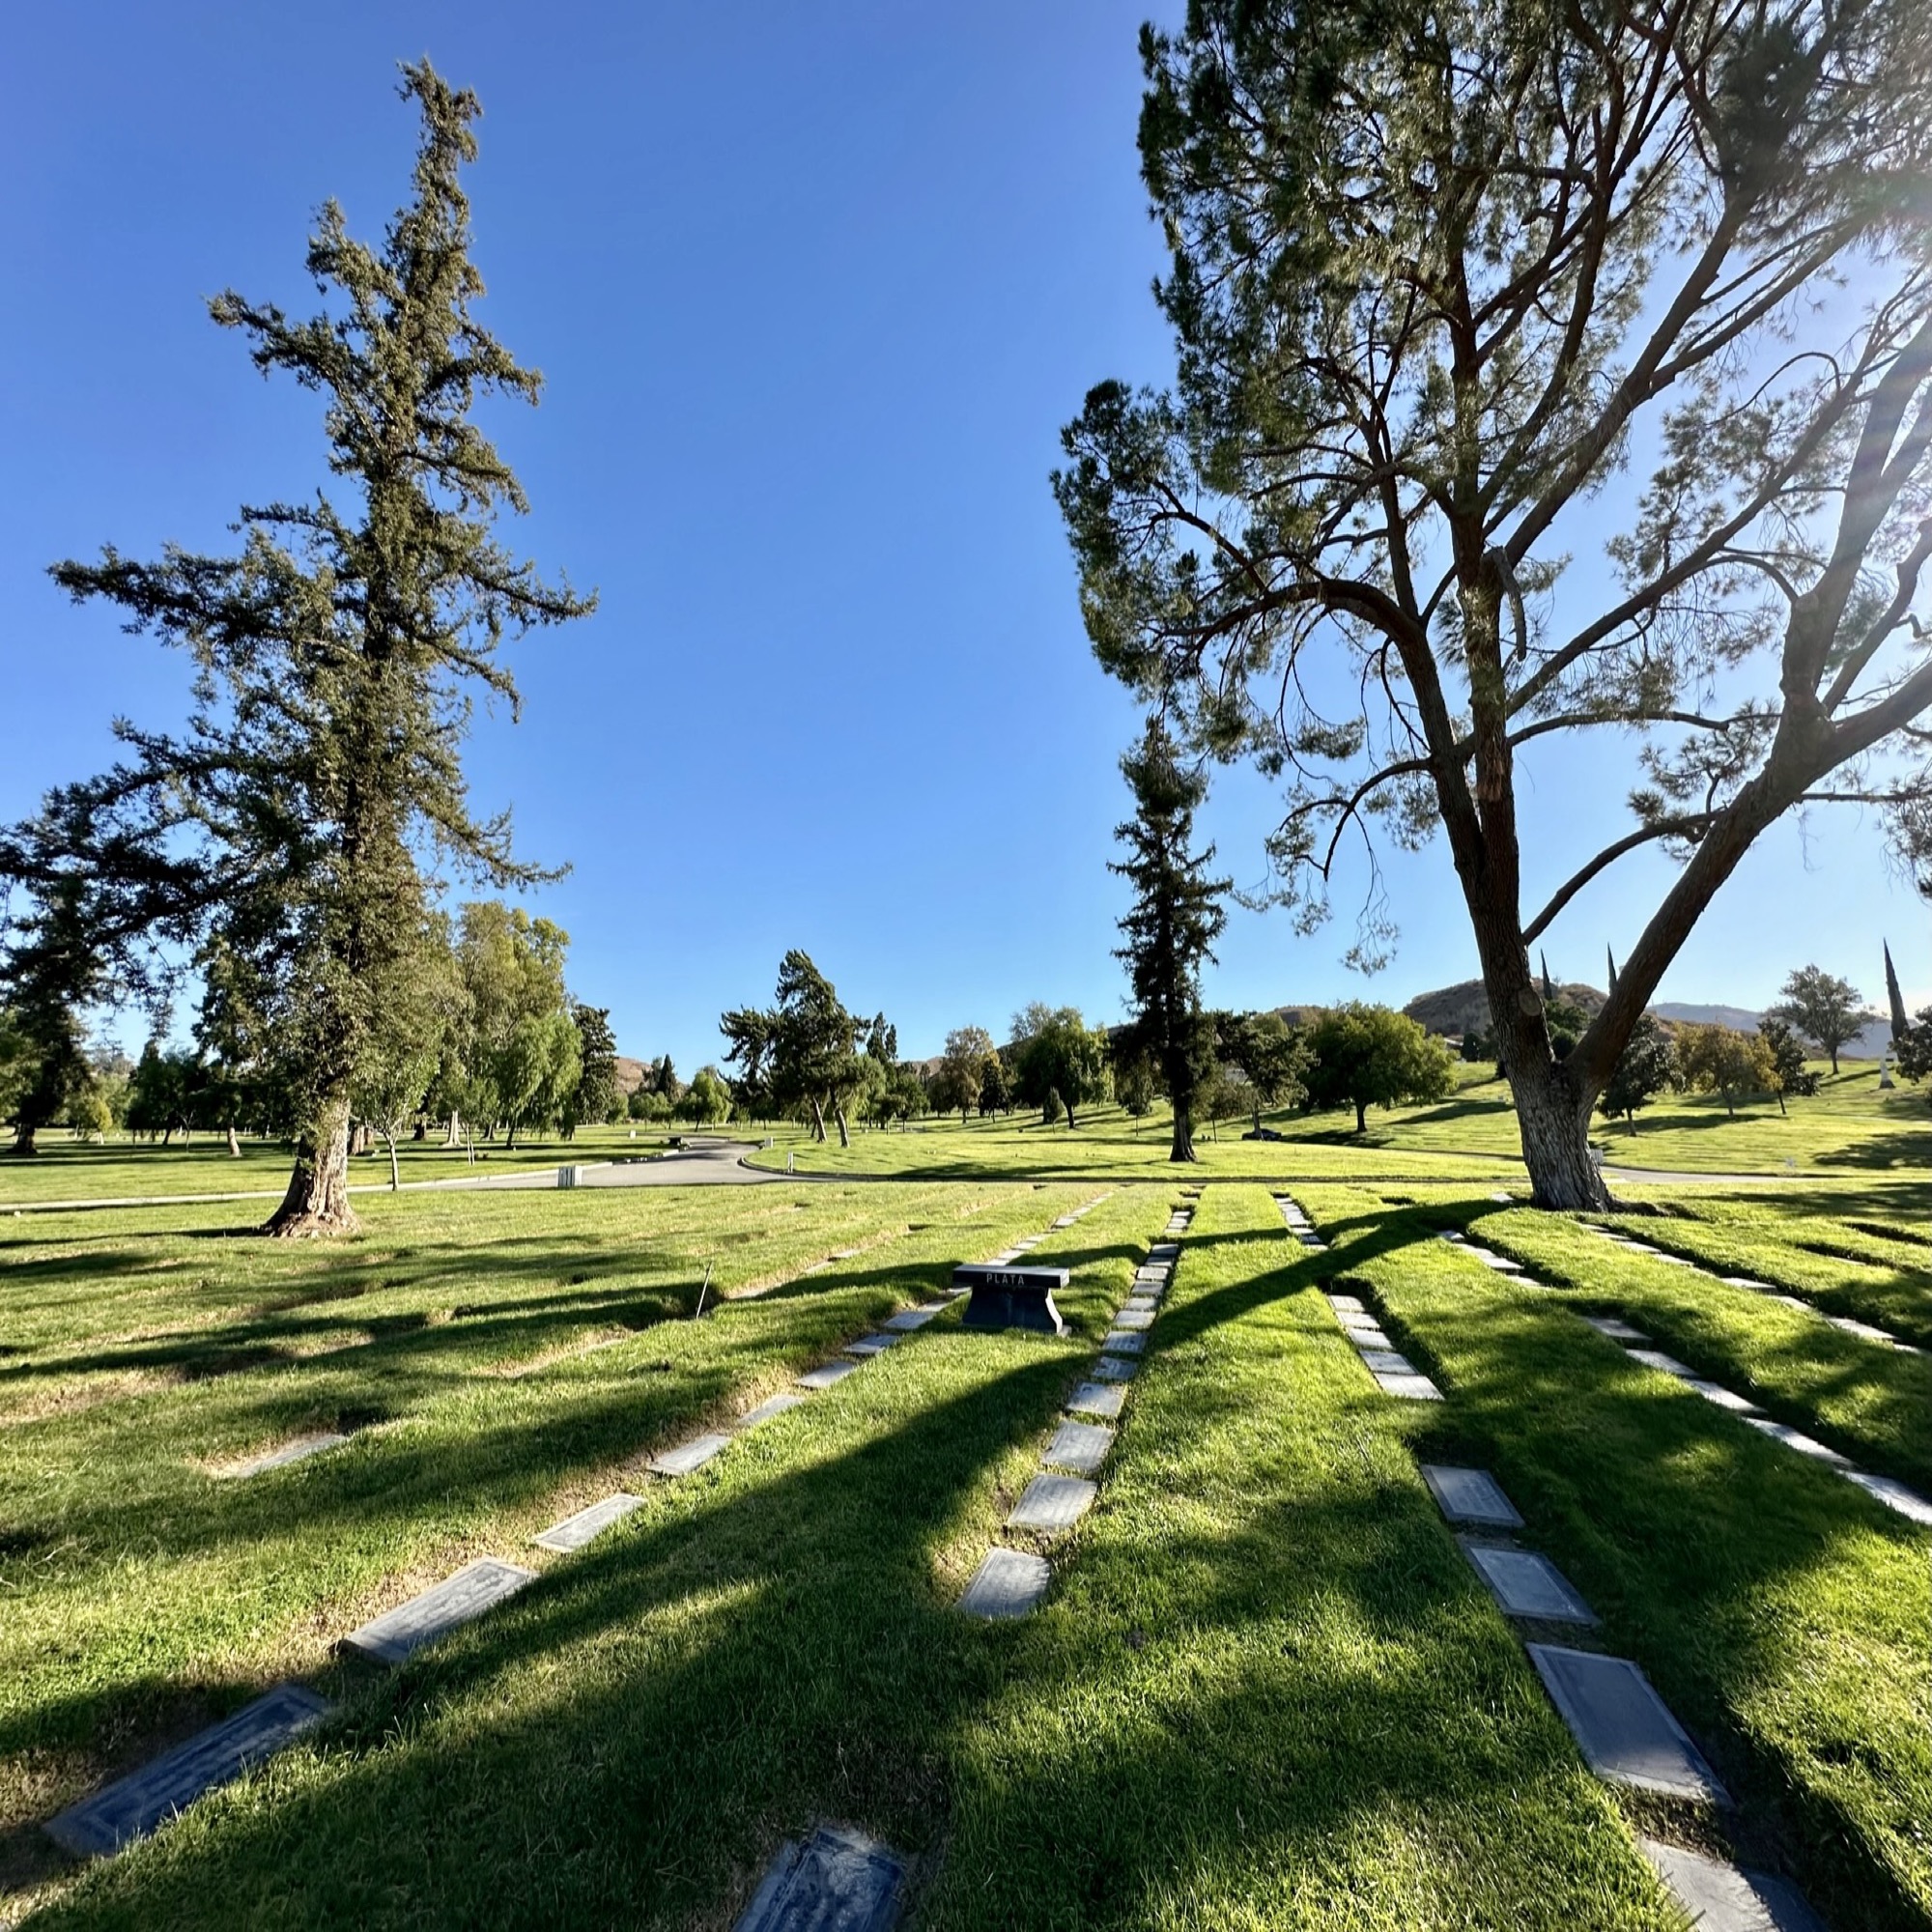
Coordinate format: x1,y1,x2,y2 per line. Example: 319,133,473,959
1882,940,1911,1088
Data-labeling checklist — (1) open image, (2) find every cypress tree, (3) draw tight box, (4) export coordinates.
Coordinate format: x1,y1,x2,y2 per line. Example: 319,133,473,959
4,64,591,1233
1111,719,1231,1162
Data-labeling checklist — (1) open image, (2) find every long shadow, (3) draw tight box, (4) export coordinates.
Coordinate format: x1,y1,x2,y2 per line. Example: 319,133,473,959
1299,1200,1932,1931
19,1284,1660,1932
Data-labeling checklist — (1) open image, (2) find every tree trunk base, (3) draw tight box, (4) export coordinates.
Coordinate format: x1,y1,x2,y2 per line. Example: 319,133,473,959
262,1113,357,1237
1514,1069,1610,1211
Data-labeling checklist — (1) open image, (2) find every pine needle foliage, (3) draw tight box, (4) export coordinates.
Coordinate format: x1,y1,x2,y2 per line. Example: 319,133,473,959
1111,717,1231,1160
2,63,592,1234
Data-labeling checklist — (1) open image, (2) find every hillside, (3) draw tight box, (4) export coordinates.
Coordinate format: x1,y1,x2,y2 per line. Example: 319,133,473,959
1403,979,1606,1037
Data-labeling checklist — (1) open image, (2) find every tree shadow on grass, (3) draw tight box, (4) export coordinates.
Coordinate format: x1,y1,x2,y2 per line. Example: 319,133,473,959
1319,1222,1932,1932
22,1313,1664,1932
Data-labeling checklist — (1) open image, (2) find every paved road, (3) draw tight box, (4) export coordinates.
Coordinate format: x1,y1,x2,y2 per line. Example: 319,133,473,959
459,1138,792,1190
3,1139,794,1215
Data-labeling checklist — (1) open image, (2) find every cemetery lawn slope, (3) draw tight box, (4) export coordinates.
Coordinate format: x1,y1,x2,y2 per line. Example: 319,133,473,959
0,1177,1105,1907
1296,1182,1932,1929
924,1183,1671,1929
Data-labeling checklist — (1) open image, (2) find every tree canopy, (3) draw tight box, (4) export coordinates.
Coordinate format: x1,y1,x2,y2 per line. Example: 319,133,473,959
723,952,869,1146
1056,0,1932,1208
1010,1004,1112,1129
1303,1005,1456,1134
1111,716,1231,1161
1770,965,1870,1072
0,63,591,1231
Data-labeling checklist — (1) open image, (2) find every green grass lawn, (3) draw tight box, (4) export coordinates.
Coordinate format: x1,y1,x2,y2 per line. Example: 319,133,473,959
1293,1181,1932,1928
14,1182,1691,1931
749,1102,1529,1184
7,1174,1929,1925
748,1058,1932,1185
0,1175,1104,1907
0,1122,693,1208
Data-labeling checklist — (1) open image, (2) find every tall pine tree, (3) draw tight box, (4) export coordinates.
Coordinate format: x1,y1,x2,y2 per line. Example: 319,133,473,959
1111,719,1230,1162
2,64,591,1232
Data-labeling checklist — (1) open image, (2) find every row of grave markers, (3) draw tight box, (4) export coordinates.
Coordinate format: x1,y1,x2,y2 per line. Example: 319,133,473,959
956,1193,1196,1620
1587,1221,1924,1354
1451,1219,1932,1529
954,1198,1193,1615
733,1190,1117,1932
1296,1195,1830,1932
45,1198,1113,1878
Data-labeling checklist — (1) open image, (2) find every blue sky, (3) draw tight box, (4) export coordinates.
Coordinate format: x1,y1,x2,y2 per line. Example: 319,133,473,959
2,2,1923,1072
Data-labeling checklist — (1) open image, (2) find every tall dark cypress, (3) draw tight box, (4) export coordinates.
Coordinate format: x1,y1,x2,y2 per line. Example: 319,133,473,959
1111,719,1231,1162
5,64,592,1233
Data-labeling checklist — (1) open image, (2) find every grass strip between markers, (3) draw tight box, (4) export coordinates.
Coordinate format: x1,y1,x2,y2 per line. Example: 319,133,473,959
1296,1181,1932,1931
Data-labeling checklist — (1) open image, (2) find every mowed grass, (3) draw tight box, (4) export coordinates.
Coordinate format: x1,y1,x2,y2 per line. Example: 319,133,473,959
1293,1182,1932,1929
751,1104,1527,1184
1434,1201,1932,1497
1602,1184,1932,1349
14,1184,1168,1927
20,1184,1686,1931
751,1058,1932,1184
0,1176,1105,1904
0,1122,687,1208
923,1183,1669,1930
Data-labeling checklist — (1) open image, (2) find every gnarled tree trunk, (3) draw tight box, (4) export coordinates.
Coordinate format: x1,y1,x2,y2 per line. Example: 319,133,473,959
264,1092,357,1236
226,1122,242,1158
1508,1056,1605,1210
1169,1099,1196,1162
833,1103,850,1150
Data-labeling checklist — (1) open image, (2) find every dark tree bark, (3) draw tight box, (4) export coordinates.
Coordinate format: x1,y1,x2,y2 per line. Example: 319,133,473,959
1170,1099,1196,1162
264,1094,356,1236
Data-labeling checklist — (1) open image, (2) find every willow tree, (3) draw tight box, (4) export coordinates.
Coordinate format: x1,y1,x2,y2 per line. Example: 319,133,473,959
1056,0,1932,1207
2,63,590,1232
1111,717,1231,1161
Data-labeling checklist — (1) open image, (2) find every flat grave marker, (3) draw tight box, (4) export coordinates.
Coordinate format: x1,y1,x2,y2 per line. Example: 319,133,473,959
650,1433,733,1478
1628,1349,1696,1380
957,1548,1052,1620
533,1492,643,1553
1358,1348,1417,1377
1461,1541,1597,1623
1066,1380,1126,1418
798,1359,863,1391
1043,1419,1114,1476
344,1558,536,1666
734,1823,908,1932
1420,1464,1522,1528
1843,1469,1932,1525
1638,1837,1825,1932
882,1305,945,1332
842,1334,897,1358
1742,1416,1849,1464
1686,1378,1759,1414
46,1684,331,1859
736,1391,809,1429
1008,1474,1097,1533
1091,1354,1137,1382
1112,1308,1154,1331
1579,1316,1648,1343
1527,1644,1728,1803
1101,1330,1148,1357
1327,1293,1368,1314
212,1433,350,1481
1374,1371,1443,1402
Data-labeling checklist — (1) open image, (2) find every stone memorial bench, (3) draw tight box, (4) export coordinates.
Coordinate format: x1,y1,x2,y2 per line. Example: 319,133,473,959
952,1263,1070,1335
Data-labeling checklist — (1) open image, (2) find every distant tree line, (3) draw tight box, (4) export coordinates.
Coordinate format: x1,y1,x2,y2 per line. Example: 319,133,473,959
1,898,630,1186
